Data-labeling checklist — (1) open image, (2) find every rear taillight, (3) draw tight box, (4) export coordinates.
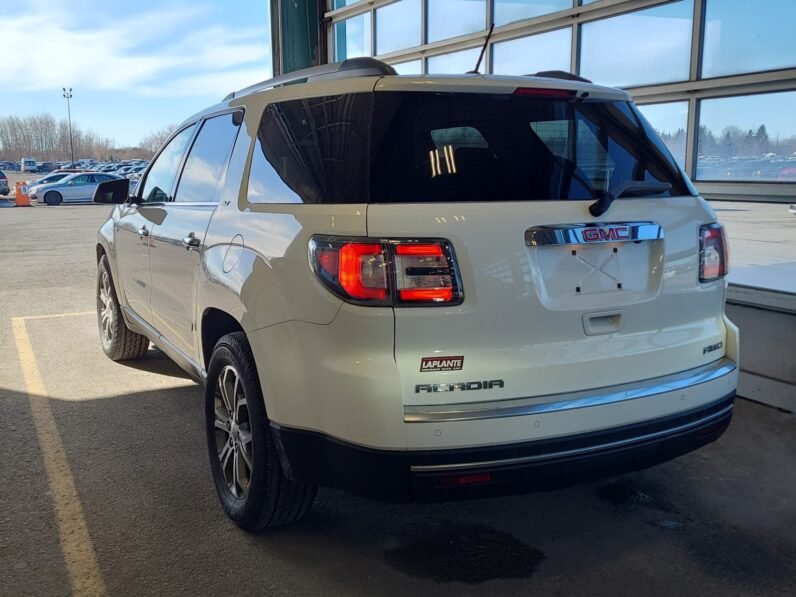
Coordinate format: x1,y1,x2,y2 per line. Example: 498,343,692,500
310,237,462,307
699,223,729,282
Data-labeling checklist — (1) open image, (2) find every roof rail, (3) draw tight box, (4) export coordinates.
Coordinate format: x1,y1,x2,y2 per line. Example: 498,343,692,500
531,70,593,84
224,58,397,101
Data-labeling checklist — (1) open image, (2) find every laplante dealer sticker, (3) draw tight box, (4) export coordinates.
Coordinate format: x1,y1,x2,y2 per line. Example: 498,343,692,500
420,356,464,372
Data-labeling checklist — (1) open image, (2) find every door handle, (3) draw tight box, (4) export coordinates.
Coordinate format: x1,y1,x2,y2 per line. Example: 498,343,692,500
182,233,201,250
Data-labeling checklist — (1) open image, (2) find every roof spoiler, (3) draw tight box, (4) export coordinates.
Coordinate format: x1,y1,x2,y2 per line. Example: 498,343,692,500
224,58,397,101
531,70,593,84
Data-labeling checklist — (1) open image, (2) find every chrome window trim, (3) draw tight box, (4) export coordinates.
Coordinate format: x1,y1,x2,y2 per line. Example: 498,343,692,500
403,357,736,423
525,221,662,247
409,402,734,472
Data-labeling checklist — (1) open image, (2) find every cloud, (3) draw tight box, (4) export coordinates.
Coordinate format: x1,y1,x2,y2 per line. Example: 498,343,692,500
4,0,271,96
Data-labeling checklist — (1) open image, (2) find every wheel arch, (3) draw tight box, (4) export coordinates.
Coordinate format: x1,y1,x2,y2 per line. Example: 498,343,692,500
200,307,245,370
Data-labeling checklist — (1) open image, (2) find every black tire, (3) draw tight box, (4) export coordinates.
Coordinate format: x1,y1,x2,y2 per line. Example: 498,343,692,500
44,191,62,206
205,332,316,531
97,255,150,361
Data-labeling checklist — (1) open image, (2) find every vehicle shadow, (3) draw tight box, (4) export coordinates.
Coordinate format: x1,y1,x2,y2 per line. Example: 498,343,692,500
2,382,794,597
115,346,194,380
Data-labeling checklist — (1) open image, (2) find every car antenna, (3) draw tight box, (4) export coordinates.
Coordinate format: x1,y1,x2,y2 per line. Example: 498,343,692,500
467,23,495,74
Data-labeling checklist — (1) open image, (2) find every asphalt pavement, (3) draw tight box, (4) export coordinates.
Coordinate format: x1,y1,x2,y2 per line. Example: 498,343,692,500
0,204,794,596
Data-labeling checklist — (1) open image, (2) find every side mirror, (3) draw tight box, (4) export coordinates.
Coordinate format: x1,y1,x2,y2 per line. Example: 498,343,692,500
67,180,74,186
93,178,131,204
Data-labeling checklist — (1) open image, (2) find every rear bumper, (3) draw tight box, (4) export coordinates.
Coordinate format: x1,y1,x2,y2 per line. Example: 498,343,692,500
271,392,734,502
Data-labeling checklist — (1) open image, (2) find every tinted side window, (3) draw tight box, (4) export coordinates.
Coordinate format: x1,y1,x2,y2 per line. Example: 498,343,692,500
174,112,242,203
139,125,196,203
247,95,372,204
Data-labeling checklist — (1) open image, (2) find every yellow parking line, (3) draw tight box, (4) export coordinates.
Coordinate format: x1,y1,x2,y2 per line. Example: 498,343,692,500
11,317,106,597
20,311,95,321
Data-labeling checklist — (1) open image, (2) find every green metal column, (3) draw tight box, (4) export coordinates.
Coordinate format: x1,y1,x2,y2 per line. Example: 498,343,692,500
273,0,325,75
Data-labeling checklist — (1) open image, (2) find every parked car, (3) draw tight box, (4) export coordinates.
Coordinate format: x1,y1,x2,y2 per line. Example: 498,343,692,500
124,165,147,178
30,172,122,205
24,172,72,193
93,58,739,531
0,170,9,196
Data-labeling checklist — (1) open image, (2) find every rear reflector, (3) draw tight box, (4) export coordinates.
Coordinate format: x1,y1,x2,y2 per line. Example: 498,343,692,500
514,87,576,98
310,237,462,306
437,472,493,488
699,223,729,282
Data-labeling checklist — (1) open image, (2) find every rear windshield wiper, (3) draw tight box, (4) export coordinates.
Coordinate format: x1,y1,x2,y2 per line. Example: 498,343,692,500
589,181,672,217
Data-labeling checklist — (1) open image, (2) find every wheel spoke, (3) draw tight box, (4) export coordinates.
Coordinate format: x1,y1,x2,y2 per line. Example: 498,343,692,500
214,407,230,431
232,375,245,422
238,425,252,446
234,448,249,494
235,394,247,421
219,438,233,470
218,368,235,415
238,441,252,470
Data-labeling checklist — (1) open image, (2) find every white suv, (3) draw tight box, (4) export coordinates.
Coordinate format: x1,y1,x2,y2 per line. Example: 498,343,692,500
94,58,739,531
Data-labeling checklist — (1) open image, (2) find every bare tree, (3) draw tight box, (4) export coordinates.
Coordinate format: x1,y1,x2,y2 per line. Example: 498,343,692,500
139,125,177,156
0,113,117,161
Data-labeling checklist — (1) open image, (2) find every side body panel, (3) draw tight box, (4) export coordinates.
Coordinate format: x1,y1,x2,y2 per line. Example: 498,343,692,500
113,204,158,324
149,204,216,358
196,92,372,373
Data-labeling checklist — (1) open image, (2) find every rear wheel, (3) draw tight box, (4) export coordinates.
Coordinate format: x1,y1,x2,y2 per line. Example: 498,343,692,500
44,191,62,206
97,255,149,361
205,332,316,531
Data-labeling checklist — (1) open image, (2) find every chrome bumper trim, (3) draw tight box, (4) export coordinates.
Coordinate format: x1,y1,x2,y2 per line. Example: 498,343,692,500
410,402,733,473
404,358,736,423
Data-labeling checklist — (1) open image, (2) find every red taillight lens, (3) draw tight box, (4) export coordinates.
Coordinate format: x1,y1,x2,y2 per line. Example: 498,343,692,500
513,87,576,98
394,243,456,303
310,237,462,306
699,223,729,282
313,241,389,303
339,243,388,300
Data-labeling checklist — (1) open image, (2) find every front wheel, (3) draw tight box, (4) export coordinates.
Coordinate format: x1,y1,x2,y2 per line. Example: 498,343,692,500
205,332,316,531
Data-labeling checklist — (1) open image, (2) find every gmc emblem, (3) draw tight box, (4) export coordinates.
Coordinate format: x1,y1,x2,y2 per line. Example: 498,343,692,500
582,226,631,242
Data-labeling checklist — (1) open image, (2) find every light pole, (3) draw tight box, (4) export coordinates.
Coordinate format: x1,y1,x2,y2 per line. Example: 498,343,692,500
62,87,75,165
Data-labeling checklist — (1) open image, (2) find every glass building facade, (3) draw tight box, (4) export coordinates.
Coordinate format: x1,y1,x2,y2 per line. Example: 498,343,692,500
325,0,796,200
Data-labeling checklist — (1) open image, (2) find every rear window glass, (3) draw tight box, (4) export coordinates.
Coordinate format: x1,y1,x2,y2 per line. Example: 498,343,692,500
248,92,692,204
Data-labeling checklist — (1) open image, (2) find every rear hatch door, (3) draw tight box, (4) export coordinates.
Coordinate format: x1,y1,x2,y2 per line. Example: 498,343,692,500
366,89,726,406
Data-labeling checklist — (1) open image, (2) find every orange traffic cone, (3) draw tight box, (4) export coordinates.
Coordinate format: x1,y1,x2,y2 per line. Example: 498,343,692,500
15,182,30,207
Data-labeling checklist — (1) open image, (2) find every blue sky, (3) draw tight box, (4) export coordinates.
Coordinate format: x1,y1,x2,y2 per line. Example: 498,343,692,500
1,0,271,147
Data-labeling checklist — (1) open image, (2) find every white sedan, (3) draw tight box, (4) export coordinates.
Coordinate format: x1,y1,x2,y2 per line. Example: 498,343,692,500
29,172,123,206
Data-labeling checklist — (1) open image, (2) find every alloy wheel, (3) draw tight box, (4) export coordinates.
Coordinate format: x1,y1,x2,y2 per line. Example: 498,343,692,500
214,365,253,498
99,270,114,345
